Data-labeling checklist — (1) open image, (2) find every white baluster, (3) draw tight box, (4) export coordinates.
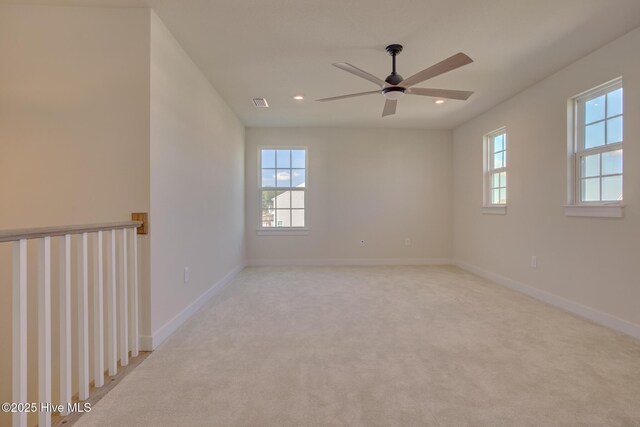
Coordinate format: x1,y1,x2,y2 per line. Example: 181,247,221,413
59,235,71,416
77,233,89,400
12,239,27,427
106,229,117,375
38,237,52,427
130,228,139,357
119,228,129,366
93,231,104,387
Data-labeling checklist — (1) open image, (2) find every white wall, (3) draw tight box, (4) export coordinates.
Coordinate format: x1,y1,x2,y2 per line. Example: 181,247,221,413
0,5,151,426
452,27,640,332
0,8,247,423
246,127,453,264
149,12,245,342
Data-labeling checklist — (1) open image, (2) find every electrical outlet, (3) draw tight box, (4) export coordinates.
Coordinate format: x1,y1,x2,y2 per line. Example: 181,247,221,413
360,240,366,247
404,238,411,246
184,266,190,283
531,256,537,268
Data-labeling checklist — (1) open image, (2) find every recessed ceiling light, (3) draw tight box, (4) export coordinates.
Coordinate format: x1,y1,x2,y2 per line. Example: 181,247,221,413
293,95,304,100
434,99,445,104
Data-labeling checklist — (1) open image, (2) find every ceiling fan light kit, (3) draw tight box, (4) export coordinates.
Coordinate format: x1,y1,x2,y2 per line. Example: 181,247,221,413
382,87,405,100
317,44,474,117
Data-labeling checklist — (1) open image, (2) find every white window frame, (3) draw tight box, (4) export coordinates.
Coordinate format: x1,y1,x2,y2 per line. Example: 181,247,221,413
565,78,624,218
257,146,309,235
482,127,508,215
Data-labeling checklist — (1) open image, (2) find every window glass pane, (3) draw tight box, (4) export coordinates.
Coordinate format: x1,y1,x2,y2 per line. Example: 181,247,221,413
292,209,305,227
607,88,623,118
499,188,507,204
275,209,290,227
276,150,291,168
499,171,506,188
585,95,605,124
291,169,306,187
275,191,290,208
602,150,623,176
291,190,305,209
491,173,500,189
584,122,605,149
276,169,291,187
493,134,504,152
581,154,600,178
261,209,274,227
493,152,504,169
602,175,622,201
581,177,600,202
261,169,276,187
260,148,307,228
491,189,500,205
261,191,276,209
606,116,623,144
261,150,275,168
292,150,306,168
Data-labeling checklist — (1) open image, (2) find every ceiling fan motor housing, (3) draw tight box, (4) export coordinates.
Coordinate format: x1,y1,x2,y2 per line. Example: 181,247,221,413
385,74,404,85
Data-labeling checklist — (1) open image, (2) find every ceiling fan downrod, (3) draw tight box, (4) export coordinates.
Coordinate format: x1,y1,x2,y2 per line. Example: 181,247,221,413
385,44,404,86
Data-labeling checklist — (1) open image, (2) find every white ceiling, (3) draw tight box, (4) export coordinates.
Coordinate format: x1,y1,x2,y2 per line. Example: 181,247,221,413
7,0,640,129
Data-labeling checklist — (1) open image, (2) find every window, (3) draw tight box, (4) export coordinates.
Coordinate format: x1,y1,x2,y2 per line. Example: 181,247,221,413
483,128,507,212
259,148,306,229
566,79,624,218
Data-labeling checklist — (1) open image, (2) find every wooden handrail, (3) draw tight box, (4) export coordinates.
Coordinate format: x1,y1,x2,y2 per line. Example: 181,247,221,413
0,221,142,243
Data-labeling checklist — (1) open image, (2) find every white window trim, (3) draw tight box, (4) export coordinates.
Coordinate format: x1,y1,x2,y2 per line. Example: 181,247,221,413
482,127,507,215
256,229,309,236
482,206,507,215
256,146,309,233
565,78,624,218
563,204,624,218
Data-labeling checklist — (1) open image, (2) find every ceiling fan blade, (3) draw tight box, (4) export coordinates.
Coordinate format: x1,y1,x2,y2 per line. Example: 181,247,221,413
406,87,474,100
316,90,380,102
400,52,473,88
333,63,386,88
382,99,397,117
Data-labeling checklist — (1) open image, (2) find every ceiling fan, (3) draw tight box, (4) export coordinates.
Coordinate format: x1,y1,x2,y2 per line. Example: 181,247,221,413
317,44,474,117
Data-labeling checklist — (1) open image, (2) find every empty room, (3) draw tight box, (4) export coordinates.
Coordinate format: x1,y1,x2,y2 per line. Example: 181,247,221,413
1,0,639,426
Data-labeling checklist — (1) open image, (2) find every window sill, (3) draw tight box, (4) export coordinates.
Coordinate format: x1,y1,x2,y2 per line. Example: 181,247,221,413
256,228,309,236
564,204,624,218
482,206,507,215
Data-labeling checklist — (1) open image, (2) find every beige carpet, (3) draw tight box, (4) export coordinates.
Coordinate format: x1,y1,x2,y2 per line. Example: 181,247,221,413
76,266,640,426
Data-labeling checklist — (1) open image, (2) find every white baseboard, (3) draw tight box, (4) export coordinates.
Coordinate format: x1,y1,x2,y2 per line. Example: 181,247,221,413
247,258,452,267
139,262,246,351
453,260,640,340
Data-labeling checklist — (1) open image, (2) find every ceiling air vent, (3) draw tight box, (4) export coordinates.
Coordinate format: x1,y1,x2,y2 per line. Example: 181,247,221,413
251,97,269,108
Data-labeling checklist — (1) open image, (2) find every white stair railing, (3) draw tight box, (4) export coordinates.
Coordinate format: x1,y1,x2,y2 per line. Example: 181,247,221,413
0,220,142,427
